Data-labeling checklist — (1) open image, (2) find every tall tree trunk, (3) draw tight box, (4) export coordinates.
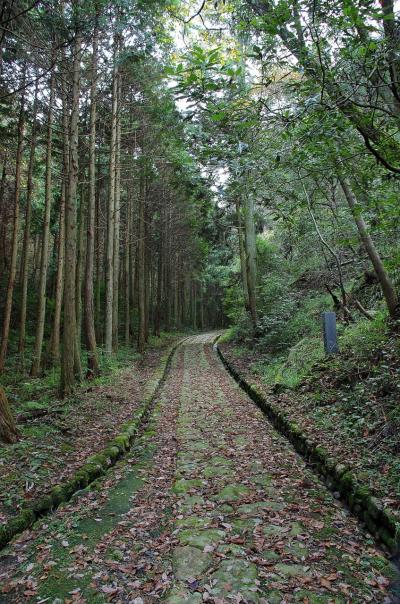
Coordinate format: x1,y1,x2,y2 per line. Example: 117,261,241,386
144,192,150,343
19,81,38,361
75,191,84,373
95,154,102,343
60,31,81,397
155,217,162,337
243,189,257,327
105,37,118,354
31,61,56,376
338,175,399,319
124,194,131,346
48,70,68,367
137,175,146,354
129,190,136,336
235,197,250,312
0,154,8,274
84,24,99,376
112,70,121,351
0,78,25,373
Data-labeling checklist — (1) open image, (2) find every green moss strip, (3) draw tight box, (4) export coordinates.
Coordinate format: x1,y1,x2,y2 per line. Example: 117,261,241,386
216,343,400,555
0,340,182,551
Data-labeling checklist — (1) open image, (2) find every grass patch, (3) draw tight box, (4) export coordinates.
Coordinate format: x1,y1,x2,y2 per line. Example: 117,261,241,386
252,336,325,390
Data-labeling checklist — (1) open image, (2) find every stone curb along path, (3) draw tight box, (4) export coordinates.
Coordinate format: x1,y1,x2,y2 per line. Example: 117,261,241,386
215,342,400,556
0,339,184,551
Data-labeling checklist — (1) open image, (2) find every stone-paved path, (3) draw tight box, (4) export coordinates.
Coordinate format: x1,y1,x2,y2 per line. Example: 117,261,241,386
0,334,396,603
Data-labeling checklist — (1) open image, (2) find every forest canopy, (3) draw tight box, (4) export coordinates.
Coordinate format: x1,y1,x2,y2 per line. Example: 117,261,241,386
0,0,399,395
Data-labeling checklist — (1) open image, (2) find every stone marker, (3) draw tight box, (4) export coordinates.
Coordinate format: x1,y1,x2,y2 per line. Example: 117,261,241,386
322,311,339,354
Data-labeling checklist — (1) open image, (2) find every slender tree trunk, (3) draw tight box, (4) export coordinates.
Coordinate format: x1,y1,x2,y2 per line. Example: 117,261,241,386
84,24,100,376
31,62,56,376
95,155,102,342
137,175,146,354
243,189,257,327
112,70,121,351
60,31,81,397
19,81,38,361
0,155,8,274
0,80,25,373
338,175,399,319
48,70,68,366
235,197,250,311
124,194,131,346
75,191,84,360
155,217,162,337
144,192,150,343
192,281,197,330
129,190,136,335
105,38,118,354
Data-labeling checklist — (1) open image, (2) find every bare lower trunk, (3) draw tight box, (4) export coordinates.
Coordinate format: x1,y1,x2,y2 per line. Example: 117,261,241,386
338,175,399,320
105,38,118,354
243,191,257,327
60,31,81,397
137,176,146,354
0,156,8,274
84,24,99,377
75,193,84,379
124,194,131,346
112,71,121,351
48,69,68,366
155,220,162,337
31,62,56,376
19,81,38,361
235,197,250,311
0,81,25,373
0,387,19,444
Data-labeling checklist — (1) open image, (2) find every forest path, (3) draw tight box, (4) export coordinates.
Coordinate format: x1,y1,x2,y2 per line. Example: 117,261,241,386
0,334,395,603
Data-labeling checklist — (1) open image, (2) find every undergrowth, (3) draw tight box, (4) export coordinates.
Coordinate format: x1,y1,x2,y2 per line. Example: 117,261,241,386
1,330,186,418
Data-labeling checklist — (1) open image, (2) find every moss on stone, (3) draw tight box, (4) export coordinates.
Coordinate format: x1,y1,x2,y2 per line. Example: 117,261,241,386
367,497,383,521
172,546,213,580
165,589,202,604
1,509,35,545
176,516,211,529
209,559,258,600
50,485,65,506
31,495,53,514
213,483,251,502
103,446,121,463
178,528,224,548
82,463,104,482
217,543,246,556
275,563,310,577
111,434,130,452
378,526,397,552
263,525,286,537
354,484,371,504
381,509,398,533
334,463,348,480
339,471,354,493
172,479,203,494
178,495,204,511
76,469,91,487
86,453,108,468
